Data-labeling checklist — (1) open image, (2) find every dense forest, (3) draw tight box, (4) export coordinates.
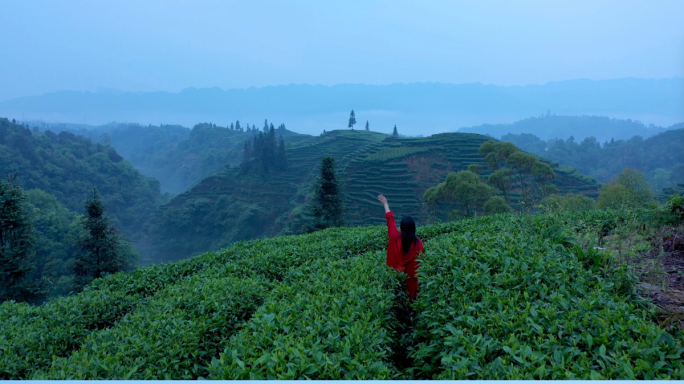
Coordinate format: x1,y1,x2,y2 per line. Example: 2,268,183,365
0,118,164,236
502,128,684,193
37,120,310,194
459,114,684,142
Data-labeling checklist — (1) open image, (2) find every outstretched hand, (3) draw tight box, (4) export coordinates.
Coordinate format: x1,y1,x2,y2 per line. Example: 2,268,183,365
377,194,387,205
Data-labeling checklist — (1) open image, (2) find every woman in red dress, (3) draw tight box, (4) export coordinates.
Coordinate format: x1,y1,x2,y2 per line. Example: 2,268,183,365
378,194,422,300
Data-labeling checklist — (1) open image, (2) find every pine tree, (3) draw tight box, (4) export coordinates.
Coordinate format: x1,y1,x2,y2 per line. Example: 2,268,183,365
365,121,369,131
235,120,241,132
263,119,269,133
393,125,398,136
277,134,288,171
308,156,345,231
348,110,356,130
72,189,128,291
230,123,234,130
0,176,42,303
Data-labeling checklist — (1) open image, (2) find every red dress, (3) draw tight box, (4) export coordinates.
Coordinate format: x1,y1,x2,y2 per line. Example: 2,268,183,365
385,211,422,300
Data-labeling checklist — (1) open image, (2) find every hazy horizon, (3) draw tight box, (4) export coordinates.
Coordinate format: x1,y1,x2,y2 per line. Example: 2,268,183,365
2,0,683,102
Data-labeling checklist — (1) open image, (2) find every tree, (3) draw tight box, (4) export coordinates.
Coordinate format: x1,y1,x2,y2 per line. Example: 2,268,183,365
277,134,288,171
230,123,234,130
484,196,513,214
72,189,130,291
348,110,356,130
424,171,494,219
487,169,512,203
478,140,518,170
308,156,345,231
467,164,483,175
235,120,241,132
0,176,43,303
365,121,369,131
393,125,398,136
598,169,653,209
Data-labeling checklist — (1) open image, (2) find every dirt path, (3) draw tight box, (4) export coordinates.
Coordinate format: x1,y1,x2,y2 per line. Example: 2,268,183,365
639,230,684,330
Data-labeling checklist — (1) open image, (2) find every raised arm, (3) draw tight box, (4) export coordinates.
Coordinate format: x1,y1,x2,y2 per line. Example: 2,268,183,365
378,194,390,213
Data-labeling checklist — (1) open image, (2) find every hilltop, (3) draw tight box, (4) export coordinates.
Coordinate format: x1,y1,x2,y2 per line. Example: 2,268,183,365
141,129,599,262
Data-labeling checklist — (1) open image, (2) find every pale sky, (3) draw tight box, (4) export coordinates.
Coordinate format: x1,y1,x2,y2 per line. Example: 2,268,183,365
1,0,683,101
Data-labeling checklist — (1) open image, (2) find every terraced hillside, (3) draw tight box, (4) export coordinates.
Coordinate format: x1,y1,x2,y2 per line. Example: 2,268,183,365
141,129,600,262
4,210,684,379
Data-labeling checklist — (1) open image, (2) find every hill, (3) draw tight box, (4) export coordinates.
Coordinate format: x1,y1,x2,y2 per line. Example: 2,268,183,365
3,78,683,136
501,128,684,190
34,121,312,195
2,210,683,379
457,114,683,142
0,118,164,237
142,129,600,262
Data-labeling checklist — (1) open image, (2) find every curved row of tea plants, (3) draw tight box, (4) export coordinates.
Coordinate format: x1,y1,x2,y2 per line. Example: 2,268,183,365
0,214,462,379
207,252,404,379
410,213,684,379
35,275,271,379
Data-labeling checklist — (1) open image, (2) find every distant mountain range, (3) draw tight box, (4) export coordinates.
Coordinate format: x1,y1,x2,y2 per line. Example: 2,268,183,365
2,78,682,136
457,115,684,142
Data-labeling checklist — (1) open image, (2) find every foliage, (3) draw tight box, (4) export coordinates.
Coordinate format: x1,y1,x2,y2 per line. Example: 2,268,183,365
240,124,287,175
0,177,43,303
598,169,654,210
207,254,402,379
3,209,684,379
72,189,135,292
503,127,684,190
666,193,684,221
348,110,356,129
410,213,684,379
539,192,597,213
37,276,271,380
424,171,494,219
479,140,558,209
0,118,164,237
308,156,345,231
22,188,84,297
484,196,512,214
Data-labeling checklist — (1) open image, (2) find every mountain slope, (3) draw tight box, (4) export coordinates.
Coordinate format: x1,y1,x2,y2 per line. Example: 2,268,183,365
502,128,684,189
142,129,599,262
457,114,682,142
0,118,164,237
41,122,312,195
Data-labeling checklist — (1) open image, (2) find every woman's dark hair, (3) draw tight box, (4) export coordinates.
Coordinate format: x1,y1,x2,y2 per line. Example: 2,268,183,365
400,216,418,255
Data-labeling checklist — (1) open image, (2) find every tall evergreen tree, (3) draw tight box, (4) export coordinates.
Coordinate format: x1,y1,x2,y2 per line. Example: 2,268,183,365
263,119,269,133
72,189,128,291
230,123,234,130
348,110,356,130
308,156,345,231
365,121,369,131
277,134,288,171
393,125,398,136
235,120,241,132
0,176,42,303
